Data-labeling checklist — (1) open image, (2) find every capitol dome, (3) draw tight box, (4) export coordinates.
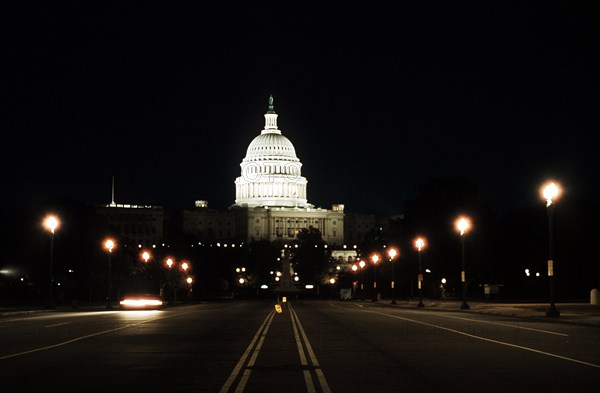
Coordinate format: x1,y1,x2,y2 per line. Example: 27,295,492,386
245,132,298,161
234,96,311,208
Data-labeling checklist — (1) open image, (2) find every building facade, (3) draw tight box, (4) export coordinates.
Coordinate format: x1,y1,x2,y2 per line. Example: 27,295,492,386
183,96,345,245
231,96,344,245
181,200,237,242
96,202,164,247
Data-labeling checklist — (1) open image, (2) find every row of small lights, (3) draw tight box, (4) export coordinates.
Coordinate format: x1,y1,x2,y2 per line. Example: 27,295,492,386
39,181,562,304
41,217,195,287
327,181,561,311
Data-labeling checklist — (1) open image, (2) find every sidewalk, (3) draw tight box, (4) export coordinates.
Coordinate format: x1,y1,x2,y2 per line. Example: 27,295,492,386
378,298,600,327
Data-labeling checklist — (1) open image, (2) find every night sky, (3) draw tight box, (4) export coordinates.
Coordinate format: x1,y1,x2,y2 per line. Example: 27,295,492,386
6,2,597,216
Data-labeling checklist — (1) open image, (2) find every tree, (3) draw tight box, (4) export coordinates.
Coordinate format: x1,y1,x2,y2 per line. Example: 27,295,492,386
291,226,330,285
400,176,498,298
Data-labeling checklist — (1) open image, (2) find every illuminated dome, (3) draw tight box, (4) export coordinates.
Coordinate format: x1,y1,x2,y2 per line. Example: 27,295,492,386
245,132,298,161
234,96,311,208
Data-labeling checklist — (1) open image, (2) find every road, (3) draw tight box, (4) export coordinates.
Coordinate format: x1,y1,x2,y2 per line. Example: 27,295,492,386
1,299,598,392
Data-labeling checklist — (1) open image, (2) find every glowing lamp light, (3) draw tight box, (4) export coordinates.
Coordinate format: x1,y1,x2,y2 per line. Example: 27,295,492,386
542,182,560,207
388,248,397,259
186,277,193,285
415,238,425,252
455,216,471,236
43,215,60,234
141,251,151,263
165,258,174,268
371,254,380,264
104,239,116,253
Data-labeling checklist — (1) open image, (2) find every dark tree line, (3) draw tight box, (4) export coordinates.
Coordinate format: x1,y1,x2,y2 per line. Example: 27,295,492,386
2,176,598,305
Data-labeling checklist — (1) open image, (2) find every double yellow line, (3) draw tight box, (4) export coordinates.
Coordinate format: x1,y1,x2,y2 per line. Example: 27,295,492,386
219,309,276,393
289,303,331,393
219,303,331,393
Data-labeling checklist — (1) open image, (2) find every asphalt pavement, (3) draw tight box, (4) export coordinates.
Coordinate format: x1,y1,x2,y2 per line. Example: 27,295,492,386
1,299,599,327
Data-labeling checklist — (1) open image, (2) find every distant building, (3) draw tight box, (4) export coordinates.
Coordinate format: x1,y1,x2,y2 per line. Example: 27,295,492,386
184,96,345,245
330,249,359,266
181,200,236,242
344,212,377,245
98,97,393,248
96,202,164,247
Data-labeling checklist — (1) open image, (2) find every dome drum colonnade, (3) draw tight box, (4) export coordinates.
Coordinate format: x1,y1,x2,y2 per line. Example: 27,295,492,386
234,96,311,208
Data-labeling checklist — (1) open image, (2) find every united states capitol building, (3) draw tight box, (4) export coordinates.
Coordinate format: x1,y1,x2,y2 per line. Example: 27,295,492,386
182,96,349,245
98,97,388,247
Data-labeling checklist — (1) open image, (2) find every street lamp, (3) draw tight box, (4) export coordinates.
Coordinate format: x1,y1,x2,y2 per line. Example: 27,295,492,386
103,238,116,309
181,261,189,272
141,250,151,263
185,276,193,299
388,248,398,305
415,237,426,308
371,253,380,302
43,214,60,309
455,216,471,310
359,260,366,300
351,264,358,297
140,250,152,292
161,257,175,300
542,181,561,318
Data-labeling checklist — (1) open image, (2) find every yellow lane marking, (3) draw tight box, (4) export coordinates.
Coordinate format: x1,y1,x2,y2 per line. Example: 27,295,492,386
219,310,275,393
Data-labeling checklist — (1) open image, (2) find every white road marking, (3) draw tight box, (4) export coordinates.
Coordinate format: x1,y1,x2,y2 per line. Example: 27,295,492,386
0,309,203,360
415,311,569,336
44,322,72,328
370,310,600,369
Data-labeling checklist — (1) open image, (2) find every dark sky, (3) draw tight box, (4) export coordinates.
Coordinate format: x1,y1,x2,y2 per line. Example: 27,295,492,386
5,2,597,216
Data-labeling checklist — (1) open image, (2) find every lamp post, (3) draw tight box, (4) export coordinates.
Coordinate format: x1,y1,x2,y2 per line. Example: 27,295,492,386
455,216,471,310
371,253,380,302
351,264,358,298
415,238,426,308
542,181,561,318
359,260,366,300
163,257,174,302
104,239,116,309
141,250,151,292
185,276,194,299
388,248,398,305
43,214,60,309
